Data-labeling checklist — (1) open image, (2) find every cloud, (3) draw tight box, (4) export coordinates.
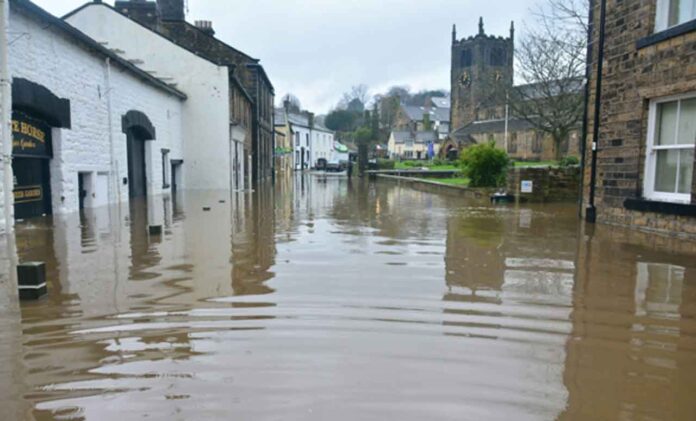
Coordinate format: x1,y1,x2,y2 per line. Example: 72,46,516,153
33,0,539,114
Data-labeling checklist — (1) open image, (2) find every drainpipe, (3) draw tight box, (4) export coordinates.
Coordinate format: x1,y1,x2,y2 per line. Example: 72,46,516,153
579,0,595,218
586,0,607,223
105,58,119,204
1,0,13,236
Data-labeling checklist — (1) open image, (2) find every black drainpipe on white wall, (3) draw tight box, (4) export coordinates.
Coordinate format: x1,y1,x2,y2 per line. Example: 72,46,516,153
586,0,607,223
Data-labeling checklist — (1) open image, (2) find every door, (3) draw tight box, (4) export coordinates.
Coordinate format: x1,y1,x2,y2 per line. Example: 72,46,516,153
127,131,147,198
78,173,86,210
13,157,52,219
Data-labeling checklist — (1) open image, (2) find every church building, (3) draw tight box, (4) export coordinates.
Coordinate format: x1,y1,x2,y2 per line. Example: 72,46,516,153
443,18,582,162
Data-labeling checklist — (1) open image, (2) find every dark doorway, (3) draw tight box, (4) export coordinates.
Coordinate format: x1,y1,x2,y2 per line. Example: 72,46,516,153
300,147,306,170
171,160,183,192
127,130,147,198
13,157,52,219
78,173,86,210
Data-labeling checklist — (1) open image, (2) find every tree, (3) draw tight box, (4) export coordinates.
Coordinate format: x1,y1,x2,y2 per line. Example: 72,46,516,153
338,84,370,112
325,109,358,132
494,0,588,160
281,93,302,113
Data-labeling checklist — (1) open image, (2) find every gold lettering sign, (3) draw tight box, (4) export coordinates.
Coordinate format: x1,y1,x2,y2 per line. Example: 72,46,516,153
12,112,51,157
13,185,43,204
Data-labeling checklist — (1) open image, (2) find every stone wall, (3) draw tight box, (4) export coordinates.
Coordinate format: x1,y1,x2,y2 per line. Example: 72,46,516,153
582,0,696,239
507,167,581,203
10,6,185,214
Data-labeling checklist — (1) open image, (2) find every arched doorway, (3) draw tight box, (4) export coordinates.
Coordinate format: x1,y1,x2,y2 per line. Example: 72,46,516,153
11,78,71,220
121,110,156,198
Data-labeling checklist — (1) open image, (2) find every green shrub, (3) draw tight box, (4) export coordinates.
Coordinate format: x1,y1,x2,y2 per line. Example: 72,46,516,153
559,156,580,167
377,159,395,170
459,142,509,187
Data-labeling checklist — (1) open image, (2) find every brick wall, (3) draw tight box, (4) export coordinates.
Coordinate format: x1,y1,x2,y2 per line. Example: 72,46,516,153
583,0,696,239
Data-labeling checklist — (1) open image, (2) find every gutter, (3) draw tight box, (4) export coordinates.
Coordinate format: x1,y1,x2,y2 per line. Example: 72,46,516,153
586,0,607,223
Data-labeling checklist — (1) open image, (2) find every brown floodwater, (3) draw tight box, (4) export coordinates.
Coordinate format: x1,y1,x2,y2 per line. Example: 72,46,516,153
1,175,696,420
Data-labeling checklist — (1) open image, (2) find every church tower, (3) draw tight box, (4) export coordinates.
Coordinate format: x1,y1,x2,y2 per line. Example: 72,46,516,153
450,18,514,132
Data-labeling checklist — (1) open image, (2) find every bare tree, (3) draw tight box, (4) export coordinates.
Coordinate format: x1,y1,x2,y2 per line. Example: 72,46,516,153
338,84,370,112
496,0,589,160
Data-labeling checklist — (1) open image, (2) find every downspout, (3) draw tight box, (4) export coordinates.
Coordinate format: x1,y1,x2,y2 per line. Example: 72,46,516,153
105,57,119,205
1,0,13,236
586,0,607,223
579,0,595,218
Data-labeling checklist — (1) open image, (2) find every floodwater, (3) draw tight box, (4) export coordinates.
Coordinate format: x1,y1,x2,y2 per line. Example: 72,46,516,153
1,175,696,420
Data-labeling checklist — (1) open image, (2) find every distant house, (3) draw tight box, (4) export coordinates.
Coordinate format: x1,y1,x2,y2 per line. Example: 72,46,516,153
388,131,440,160
275,107,336,170
394,100,450,140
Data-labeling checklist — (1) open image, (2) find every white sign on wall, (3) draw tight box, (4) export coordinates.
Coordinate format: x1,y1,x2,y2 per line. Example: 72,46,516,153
521,180,533,193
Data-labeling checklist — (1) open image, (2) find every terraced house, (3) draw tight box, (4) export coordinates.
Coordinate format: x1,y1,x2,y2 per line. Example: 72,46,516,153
583,0,696,239
67,0,274,184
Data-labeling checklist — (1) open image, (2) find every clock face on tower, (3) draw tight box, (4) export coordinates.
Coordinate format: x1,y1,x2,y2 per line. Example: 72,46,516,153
459,72,471,88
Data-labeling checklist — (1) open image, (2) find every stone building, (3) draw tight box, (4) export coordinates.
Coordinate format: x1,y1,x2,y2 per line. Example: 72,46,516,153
387,131,439,160
393,101,450,140
446,18,581,161
4,0,187,223
108,0,274,183
65,1,240,191
583,0,696,239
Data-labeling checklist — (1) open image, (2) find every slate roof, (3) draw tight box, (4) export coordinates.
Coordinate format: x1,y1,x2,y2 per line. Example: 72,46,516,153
15,0,187,100
430,97,451,108
401,104,450,123
452,117,535,136
391,130,438,144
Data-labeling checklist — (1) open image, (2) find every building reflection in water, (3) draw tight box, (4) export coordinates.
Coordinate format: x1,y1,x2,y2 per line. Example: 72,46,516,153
561,227,696,420
4,178,696,419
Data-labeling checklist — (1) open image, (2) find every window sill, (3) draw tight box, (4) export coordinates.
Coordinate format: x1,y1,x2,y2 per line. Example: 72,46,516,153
636,19,696,49
624,198,696,217
162,184,171,190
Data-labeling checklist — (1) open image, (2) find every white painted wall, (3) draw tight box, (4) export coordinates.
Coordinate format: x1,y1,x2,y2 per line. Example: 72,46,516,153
66,3,232,190
291,125,311,170
311,129,334,166
8,7,185,214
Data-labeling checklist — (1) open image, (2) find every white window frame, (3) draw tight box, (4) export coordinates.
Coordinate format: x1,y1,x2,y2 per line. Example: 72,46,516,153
643,92,696,204
655,0,696,32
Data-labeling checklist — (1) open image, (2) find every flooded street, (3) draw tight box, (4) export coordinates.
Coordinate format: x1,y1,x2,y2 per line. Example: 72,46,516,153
1,176,696,420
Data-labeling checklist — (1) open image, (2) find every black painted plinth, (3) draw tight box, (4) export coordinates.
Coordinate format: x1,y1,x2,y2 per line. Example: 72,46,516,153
17,262,47,300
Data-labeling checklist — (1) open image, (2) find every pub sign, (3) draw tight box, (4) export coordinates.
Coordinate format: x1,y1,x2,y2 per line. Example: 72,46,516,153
12,111,52,158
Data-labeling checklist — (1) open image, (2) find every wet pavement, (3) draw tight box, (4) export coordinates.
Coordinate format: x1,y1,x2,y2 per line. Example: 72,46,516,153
1,175,696,420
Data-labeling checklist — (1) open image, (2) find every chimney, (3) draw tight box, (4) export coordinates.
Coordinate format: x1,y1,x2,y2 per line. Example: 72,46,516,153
157,0,185,21
115,0,158,28
194,20,215,36
306,112,315,129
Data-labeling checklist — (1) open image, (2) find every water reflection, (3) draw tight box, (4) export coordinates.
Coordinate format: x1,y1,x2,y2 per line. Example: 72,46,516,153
1,175,695,420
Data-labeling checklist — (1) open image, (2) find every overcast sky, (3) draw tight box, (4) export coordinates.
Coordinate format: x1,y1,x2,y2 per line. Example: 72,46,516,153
34,0,538,114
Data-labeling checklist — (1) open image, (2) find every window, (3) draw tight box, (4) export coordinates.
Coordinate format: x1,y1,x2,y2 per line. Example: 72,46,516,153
295,132,300,146
489,47,505,66
460,49,473,67
507,132,518,154
656,0,696,31
532,132,543,153
161,149,170,188
644,94,695,203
